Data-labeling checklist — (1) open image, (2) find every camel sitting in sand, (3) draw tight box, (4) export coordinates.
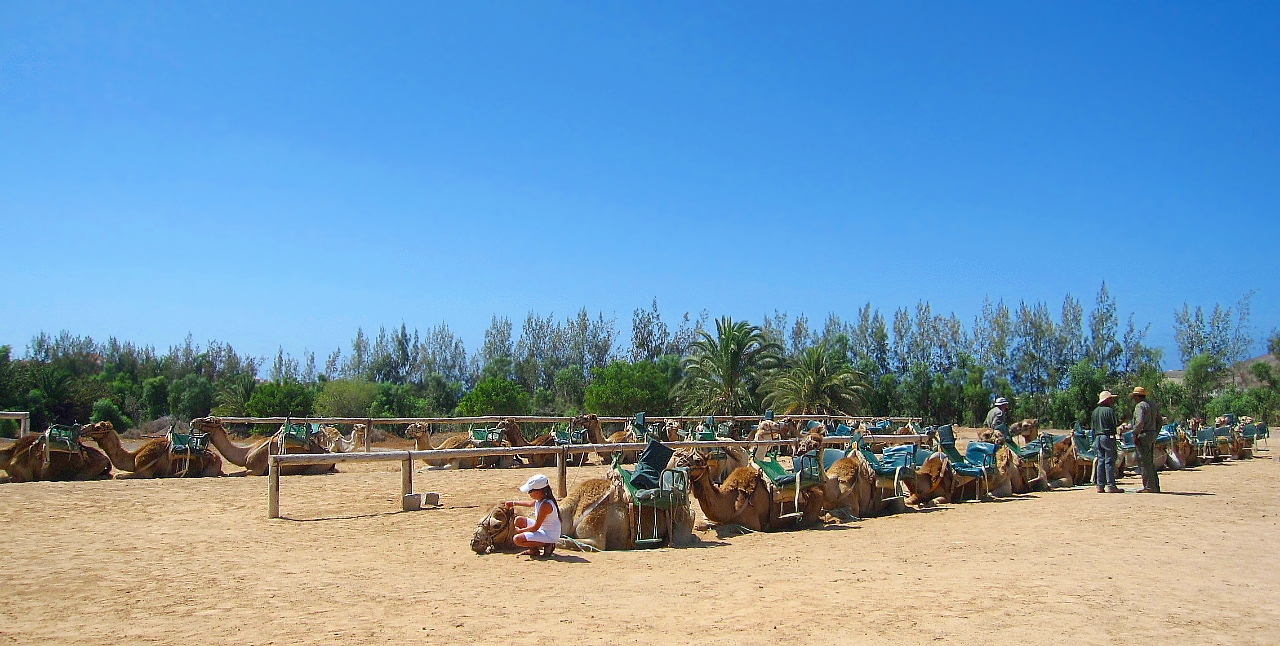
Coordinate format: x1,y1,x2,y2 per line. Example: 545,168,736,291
497,418,556,468
573,414,637,465
471,477,696,553
909,450,956,505
191,417,335,476
80,421,222,478
0,426,112,482
405,422,512,469
1009,418,1040,444
319,424,367,453
673,451,822,531
667,445,749,485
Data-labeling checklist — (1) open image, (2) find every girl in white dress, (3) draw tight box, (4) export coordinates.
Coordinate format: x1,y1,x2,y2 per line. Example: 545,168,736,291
506,474,562,557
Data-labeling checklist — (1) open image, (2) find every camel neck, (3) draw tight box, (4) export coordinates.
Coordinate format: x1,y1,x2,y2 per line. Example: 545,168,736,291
206,424,252,467
91,429,138,472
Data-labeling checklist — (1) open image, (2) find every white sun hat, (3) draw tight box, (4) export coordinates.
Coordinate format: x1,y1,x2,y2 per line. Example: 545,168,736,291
519,474,550,493
995,397,1009,406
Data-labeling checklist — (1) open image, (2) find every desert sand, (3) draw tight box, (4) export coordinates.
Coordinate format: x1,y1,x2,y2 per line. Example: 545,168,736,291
2,432,1277,645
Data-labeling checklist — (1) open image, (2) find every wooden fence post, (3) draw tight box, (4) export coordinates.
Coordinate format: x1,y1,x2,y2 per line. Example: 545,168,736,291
556,446,568,498
267,459,280,519
364,418,372,452
401,455,413,509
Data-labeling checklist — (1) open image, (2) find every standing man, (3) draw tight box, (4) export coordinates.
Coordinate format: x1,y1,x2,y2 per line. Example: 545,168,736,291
1130,386,1161,493
1091,391,1123,493
985,397,1010,429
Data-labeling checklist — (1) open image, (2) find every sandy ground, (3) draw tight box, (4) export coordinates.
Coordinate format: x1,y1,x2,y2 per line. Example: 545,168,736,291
1,432,1278,646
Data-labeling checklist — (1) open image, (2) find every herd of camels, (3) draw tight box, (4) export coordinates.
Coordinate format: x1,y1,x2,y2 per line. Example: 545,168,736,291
0,412,1259,555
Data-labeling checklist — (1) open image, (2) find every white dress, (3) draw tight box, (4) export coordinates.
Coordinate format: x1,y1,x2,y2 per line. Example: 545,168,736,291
520,499,562,544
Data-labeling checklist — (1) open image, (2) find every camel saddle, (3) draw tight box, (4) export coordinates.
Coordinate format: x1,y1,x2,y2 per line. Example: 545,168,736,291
614,440,686,509
280,423,317,449
43,425,81,454
169,429,210,454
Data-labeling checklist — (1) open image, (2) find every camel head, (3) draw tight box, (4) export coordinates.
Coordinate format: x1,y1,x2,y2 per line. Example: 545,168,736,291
796,432,824,456
663,419,682,442
671,449,710,478
191,417,224,434
976,428,1005,444
404,423,429,438
78,421,116,440
1041,434,1077,481
497,418,522,442
471,504,518,555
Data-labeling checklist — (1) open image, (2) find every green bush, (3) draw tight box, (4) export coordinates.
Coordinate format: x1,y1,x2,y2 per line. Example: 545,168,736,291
90,398,134,432
314,379,379,418
456,377,530,416
584,361,671,416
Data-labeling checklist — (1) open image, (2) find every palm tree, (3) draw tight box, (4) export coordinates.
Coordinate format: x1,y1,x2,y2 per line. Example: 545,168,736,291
675,317,782,416
762,343,868,415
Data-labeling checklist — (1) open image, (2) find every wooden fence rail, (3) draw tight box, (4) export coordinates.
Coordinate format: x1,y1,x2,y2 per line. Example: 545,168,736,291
0,412,30,437
265,434,929,519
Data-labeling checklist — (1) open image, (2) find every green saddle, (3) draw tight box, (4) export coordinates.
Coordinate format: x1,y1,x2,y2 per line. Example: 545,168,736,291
44,425,81,454
470,427,504,445
280,423,316,449
169,429,210,454
615,440,686,510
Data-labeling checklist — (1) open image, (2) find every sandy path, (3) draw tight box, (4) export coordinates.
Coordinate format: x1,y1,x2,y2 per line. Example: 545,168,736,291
1,438,1277,645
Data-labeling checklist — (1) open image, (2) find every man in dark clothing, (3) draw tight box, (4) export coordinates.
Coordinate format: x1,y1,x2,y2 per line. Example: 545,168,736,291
1130,386,1161,493
1091,391,1123,493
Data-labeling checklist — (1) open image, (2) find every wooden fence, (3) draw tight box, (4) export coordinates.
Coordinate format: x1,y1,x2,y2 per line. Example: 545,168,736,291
0,412,30,437
214,414,924,453
265,434,928,519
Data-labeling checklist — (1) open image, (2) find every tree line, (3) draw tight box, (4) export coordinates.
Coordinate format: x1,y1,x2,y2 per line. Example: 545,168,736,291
1,286,1275,436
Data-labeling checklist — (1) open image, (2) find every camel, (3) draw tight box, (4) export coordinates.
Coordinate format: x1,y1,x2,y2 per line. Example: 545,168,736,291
909,450,956,505
404,423,512,469
470,477,696,553
319,424,367,453
1009,418,1040,444
667,445,750,485
572,414,637,465
1166,429,1198,469
662,419,683,442
79,421,222,478
1037,434,1080,488
191,417,336,476
0,428,113,482
497,418,556,468
673,451,822,531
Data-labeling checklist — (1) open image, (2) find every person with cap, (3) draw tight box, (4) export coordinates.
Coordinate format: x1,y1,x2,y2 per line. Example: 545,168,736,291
984,397,1011,431
1091,391,1123,493
505,474,562,557
1130,386,1161,493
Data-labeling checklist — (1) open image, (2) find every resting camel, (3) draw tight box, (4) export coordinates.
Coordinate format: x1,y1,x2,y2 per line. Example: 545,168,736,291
319,424,367,453
662,419,683,442
910,450,956,505
1009,418,1040,444
0,430,112,482
1037,434,1080,488
404,423,512,469
667,445,750,485
673,451,822,531
497,418,556,468
1168,429,1198,469
79,421,222,478
470,476,696,553
191,417,335,476
573,414,637,465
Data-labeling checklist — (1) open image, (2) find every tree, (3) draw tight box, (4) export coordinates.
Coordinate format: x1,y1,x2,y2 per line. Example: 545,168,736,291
368,383,430,418
1087,282,1122,374
675,317,783,416
314,379,379,418
91,398,134,431
168,374,214,420
762,344,867,415
1269,329,1280,361
1173,292,1255,367
583,361,672,416
1182,353,1227,418
245,381,314,420
455,377,530,416
141,376,169,420
213,373,257,417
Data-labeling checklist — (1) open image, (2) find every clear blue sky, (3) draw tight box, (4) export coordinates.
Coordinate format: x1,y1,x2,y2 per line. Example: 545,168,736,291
2,1,1276,368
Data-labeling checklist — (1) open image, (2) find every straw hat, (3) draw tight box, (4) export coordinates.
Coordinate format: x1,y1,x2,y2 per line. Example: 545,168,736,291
994,397,1009,406
1097,390,1118,405
1130,386,1148,397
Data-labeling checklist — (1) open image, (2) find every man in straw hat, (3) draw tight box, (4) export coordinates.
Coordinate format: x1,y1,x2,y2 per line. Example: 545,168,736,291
1130,386,1161,493
1091,391,1123,493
